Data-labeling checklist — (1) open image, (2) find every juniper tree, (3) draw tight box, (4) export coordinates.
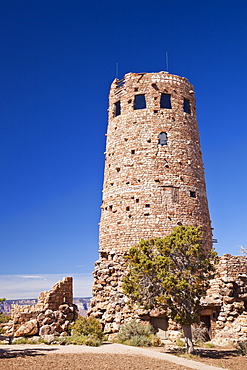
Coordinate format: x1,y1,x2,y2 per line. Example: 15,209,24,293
123,226,218,354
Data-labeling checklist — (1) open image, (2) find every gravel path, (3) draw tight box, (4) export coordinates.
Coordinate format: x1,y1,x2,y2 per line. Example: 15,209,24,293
0,343,230,370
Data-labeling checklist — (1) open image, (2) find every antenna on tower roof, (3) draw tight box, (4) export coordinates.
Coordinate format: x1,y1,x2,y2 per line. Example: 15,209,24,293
166,52,169,72
116,62,119,79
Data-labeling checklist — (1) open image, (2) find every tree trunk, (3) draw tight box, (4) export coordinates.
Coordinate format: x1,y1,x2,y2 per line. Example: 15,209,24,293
181,324,195,354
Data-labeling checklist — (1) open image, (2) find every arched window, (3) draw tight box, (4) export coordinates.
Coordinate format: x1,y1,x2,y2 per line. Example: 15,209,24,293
158,132,167,146
134,94,146,110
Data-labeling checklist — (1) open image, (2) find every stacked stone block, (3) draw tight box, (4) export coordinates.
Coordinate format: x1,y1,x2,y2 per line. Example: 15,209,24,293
201,254,247,343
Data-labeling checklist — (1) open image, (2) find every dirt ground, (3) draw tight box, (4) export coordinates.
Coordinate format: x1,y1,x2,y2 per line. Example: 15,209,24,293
0,344,246,370
0,351,192,370
163,346,247,370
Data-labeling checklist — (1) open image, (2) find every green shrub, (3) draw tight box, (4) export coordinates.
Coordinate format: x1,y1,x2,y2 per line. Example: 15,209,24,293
0,313,10,334
72,316,103,337
12,337,31,345
63,335,87,345
69,316,104,346
54,334,102,347
115,320,160,347
176,337,185,347
236,340,247,356
150,335,162,346
13,337,49,345
84,334,102,347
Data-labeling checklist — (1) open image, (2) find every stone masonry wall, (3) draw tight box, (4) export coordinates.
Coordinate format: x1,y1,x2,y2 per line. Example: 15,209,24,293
100,72,212,254
201,254,247,344
11,276,73,320
4,277,76,338
89,71,213,333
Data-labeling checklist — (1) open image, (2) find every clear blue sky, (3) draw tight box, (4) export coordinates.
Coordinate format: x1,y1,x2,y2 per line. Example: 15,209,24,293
1,0,247,298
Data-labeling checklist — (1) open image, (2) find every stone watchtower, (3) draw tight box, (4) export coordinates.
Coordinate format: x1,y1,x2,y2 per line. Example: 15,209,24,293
88,71,212,333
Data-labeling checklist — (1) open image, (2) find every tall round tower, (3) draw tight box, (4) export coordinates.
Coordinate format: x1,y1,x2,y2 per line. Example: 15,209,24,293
89,71,212,333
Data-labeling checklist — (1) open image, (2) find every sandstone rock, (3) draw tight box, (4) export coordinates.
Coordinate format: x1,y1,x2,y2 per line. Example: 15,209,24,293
42,334,55,344
39,324,51,336
45,309,54,318
104,323,113,333
43,317,54,325
223,296,235,304
59,304,70,314
234,302,244,310
61,320,70,331
53,322,64,333
59,331,68,337
112,322,120,332
37,313,46,323
14,319,38,337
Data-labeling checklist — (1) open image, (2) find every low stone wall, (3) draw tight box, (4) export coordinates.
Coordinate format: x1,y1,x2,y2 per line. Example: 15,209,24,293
3,277,77,338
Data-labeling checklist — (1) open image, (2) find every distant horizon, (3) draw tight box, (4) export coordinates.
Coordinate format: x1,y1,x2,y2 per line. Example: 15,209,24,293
3,296,92,301
0,273,93,300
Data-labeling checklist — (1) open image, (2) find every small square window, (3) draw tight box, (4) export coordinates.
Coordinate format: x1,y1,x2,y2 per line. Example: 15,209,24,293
160,94,172,109
190,191,196,198
126,206,130,211
131,150,135,154
136,199,139,203
134,94,146,110
145,204,150,208
183,99,191,114
114,101,121,117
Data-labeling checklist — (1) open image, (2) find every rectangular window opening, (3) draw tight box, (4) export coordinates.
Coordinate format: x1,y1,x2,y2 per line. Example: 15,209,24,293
134,94,146,110
114,101,121,117
183,98,191,114
145,204,150,208
172,188,179,203
131,150,135,154
160,94,172,109
126,206,130,211
190,191,196,198
136,199,139,203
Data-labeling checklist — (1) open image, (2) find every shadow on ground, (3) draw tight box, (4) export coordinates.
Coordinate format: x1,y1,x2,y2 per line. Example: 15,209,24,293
198,348,239,359
163,346,240,359
0,347,58,359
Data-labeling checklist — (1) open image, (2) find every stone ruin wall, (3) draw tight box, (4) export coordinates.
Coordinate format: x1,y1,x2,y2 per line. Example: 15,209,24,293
201,254,247,344
3,277,77,338
11,276,73,321
89,71,213,333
